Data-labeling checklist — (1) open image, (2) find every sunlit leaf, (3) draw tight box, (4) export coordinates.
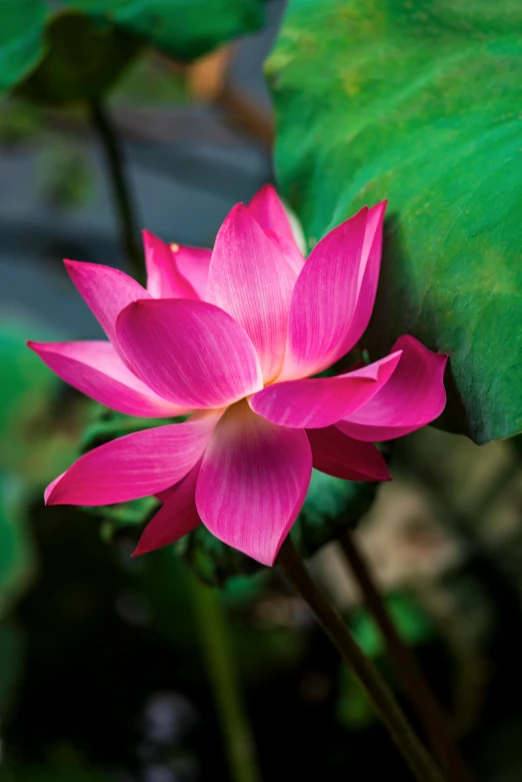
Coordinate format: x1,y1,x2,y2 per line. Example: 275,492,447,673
268,0,522,444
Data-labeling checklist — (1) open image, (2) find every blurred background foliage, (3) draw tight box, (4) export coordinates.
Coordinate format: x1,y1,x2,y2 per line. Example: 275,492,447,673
2,0,522,780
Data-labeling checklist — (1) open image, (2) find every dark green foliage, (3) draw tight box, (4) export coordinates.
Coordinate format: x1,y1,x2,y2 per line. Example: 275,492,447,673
0,0,265,99
17,12,141,104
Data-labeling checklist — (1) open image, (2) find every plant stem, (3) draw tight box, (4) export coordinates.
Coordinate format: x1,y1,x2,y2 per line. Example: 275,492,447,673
339,530,476,782
278,537,444,782
190,576,262,782
88,99,144,284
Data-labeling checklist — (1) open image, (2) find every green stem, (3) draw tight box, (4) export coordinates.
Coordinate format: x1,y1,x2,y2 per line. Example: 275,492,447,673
88,99,144,284
339,530,476,782
190,576,262,782
278,537,444,782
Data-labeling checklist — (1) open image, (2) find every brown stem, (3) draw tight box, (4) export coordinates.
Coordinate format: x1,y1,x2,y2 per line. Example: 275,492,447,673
278,537,444,782
339,530,476,782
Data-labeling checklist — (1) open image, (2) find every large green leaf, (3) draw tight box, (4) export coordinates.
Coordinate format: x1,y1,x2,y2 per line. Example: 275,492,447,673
267,0,522,444
18,11,140,104
0,0,46,95
61,0,265,61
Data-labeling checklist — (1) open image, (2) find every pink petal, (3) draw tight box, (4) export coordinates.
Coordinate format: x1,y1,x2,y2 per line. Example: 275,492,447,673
116,298,263,408
132,463,201,556
44,473,65,504
28,340,187,418
45,415,219,506
338,336,448,441
348,201,387,348
172,242,212,300
307,426,390,481
247,185,296,244
143,230,199,299
269,233,306,277
249,351,402,429
205,203,297,382
64,259,149,346
247,184,305,275
280,206,369,380
195,402,312,566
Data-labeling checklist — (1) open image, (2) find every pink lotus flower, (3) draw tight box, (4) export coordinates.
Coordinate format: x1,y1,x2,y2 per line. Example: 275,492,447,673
29,186,447,566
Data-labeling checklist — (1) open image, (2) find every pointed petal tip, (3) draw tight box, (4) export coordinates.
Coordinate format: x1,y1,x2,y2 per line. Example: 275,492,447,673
63,257,83,273
363,455,392,483
369,199,387,220
221,202,254,229
63,258,83,281
396,335,450,371
259,551,277,568
250,183,281,207
26,340,56,356
130,530,161,559
375,463,392,482
142,228,166,247
44,473,65,505
141,228,155,249
267,535,288,567
227,201,249,220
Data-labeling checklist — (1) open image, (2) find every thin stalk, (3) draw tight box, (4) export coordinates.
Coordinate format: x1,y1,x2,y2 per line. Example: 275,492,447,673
278,537,444,782
190,576,262,782
339,530,476,782
88,99,144,284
